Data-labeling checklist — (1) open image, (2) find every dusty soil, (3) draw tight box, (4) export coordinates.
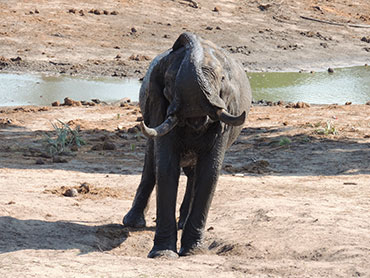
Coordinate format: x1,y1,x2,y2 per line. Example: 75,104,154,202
0,0,369,78
1,1,370,277
0,102,369,277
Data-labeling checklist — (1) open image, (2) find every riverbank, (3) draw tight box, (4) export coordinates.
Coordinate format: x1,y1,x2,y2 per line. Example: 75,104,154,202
0,0,369,78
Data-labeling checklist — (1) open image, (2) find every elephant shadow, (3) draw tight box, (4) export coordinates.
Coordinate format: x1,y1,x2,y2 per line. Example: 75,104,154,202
0,216,153,255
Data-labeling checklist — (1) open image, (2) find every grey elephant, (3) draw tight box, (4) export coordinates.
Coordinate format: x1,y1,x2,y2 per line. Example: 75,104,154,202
123,32,252,258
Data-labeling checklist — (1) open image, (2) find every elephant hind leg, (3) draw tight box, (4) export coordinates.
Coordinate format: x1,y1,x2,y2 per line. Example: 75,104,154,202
123,139,155,228
178,166,195,230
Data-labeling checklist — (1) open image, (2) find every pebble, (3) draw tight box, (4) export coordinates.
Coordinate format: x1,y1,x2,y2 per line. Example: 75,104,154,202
63,188,78,197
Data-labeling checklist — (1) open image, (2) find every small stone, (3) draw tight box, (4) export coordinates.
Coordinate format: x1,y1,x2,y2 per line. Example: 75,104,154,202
63,188,78,197
63,97,81,106
103,141,116,150
110,11,118,15
51,101,60,107
328,68,334,73
53,156,68,163
361,36,370,43
345,102,352,105
78,182,90,194
213,6,220,12
35,159,45,165
295,101,310,108
127,126,140,134
91,143,104,151
131,27,137,33
366,101,370,105
10,56,22,62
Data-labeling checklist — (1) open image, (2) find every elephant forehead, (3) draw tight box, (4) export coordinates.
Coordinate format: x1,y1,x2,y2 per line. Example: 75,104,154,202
202,47,223,74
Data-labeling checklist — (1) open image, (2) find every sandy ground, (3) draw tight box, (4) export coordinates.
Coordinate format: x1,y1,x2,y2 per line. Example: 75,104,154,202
0,102,369,277
1,0,370,277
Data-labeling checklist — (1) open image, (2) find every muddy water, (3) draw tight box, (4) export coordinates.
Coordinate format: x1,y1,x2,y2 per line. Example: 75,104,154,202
0,66,369,106
248,66,370,104
0,74,141,106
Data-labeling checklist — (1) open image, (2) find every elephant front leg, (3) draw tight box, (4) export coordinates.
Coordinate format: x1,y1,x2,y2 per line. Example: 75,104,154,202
148,135,181,258
123,139,155,228
179,137,227,256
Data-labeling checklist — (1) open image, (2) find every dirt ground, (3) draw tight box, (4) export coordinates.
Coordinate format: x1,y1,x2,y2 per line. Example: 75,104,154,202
0,0,369,78
0,0,370,277
0,102,369,277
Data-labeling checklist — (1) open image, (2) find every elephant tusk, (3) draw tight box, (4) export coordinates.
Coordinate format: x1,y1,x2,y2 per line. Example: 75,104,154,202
140,115,178,138
217,109,246,126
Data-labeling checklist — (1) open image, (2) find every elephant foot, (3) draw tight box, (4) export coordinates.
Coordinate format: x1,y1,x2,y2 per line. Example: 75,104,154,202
122,209,146,228
179,241,204,256
148,249,179,259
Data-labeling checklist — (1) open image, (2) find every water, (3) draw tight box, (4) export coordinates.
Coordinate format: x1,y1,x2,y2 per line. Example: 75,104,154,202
248,66,370,104
0,74,141,106
0,66,369,106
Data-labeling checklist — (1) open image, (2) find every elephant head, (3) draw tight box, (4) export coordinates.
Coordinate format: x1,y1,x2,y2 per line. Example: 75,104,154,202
140,32,247,138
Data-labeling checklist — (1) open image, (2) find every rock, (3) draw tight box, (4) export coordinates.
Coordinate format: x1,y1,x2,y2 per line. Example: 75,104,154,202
366,101,370,105
206,26,213,30
361,36,370,43
128,125,140,134
53,156,68,163
78,182,90,194
91,143,104,151
345,102,352,105
258,4,271,11
68,8,76,13
103,10,109,15
213,6,220,12
10,56,22,62
129,54,151,61
103,141,116,150
110,11,118,15
131,27,137,33
328,68,334,73
63,97,81,106
51,101,60,107
35,159,45,165
63,188,78,197
295,101,310,108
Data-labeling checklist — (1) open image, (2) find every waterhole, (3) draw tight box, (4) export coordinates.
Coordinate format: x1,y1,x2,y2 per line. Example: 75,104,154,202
0,66,369,106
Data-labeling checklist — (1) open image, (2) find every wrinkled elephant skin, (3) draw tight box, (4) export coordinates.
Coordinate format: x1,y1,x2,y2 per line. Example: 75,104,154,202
123,32,252,258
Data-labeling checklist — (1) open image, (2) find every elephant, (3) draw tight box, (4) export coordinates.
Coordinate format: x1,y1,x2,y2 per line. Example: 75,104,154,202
122,32,252,258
